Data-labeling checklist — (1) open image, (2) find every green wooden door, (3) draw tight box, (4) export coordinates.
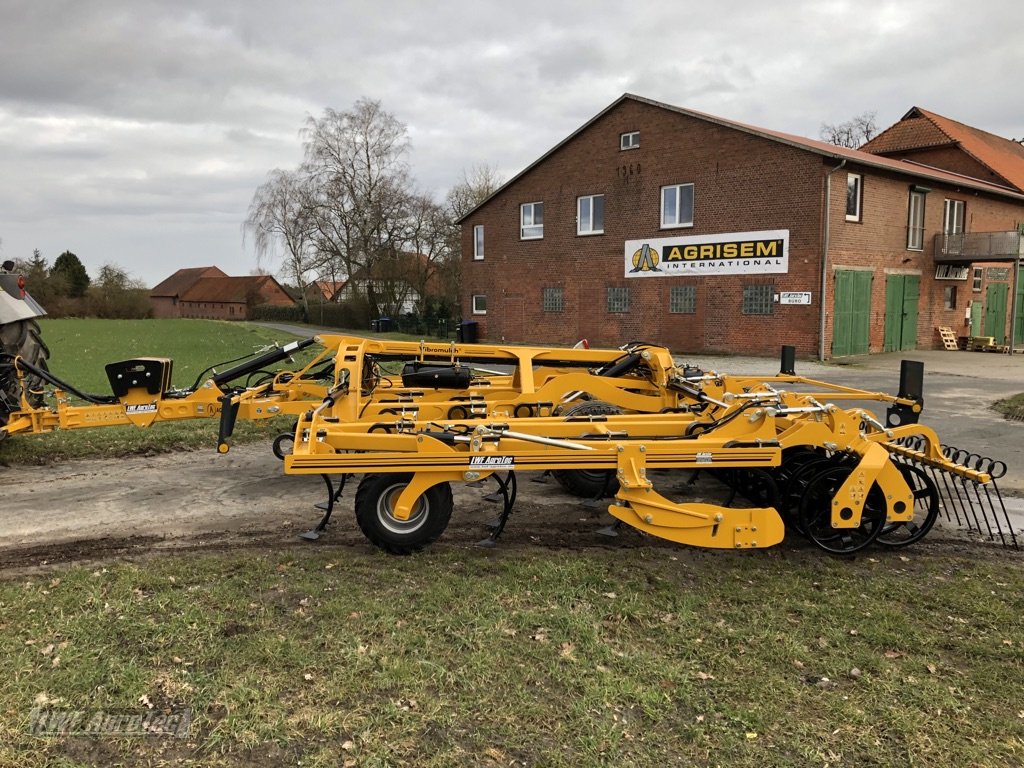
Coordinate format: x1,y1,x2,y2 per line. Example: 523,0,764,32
833,270,872,356
883,274,920,352
1014,279,1024,350
970,300,983,337
984,282,1009,344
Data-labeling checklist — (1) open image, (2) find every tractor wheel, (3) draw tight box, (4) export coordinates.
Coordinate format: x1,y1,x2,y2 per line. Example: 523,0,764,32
354,473,453,554
551,400,622,498
0,319,50,436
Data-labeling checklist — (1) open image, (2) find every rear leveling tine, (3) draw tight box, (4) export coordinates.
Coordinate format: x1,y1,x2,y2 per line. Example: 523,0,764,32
925,461,962,526
986,479,1019,550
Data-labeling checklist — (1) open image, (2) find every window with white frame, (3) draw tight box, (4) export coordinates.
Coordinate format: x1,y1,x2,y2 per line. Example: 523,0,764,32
943,199,965,234
472,294,487,314
607,286,630,313
577,194,604,235
944,285,957,310
542,287,564,313
669,285,696,314
473,224,484,260
520,202,544,239
742,284,774,315
660,183,694,228
907,189,926,250
620,131,640,150
846,173,862,222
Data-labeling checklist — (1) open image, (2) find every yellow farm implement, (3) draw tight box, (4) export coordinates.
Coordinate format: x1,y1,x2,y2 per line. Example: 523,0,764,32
1,335,1015,554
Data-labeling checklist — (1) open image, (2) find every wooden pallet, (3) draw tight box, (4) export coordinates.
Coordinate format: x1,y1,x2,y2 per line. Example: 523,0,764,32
937,326,959,351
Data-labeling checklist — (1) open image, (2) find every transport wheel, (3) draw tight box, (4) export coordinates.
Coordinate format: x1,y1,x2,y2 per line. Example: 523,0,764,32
0,318,50,436
798,465,886,554
354,473,453,554
875,463,940,548
551,400,622,498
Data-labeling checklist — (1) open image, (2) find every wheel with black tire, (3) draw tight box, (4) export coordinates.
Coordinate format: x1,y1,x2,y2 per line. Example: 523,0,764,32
551,400,622,498
354,473,453,554
0,318,50,436
798,465,886,554
875,463,940,548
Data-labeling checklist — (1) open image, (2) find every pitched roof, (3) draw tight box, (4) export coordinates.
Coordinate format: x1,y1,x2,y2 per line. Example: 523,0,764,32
862,107,1024,192
149,266,226,297
180,275,280,304
458,94,1024,222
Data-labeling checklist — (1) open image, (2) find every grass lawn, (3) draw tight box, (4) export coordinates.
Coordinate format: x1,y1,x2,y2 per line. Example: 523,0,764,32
2,319,319,464
994,393,1024,421
1,542,1022,767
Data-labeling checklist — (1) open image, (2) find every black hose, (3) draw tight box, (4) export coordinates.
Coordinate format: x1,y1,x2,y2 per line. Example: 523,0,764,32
0,353,118,405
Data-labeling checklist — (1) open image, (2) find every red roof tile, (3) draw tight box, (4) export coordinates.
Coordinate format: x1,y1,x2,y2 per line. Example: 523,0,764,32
180,276,288,304
863,107,1024,192
149,266,226,297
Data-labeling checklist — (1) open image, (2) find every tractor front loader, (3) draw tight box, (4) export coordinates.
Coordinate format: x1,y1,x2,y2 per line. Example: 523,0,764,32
1,333,1014,555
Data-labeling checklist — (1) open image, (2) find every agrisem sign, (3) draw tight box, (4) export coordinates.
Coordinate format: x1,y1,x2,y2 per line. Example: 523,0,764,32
624,229,789,278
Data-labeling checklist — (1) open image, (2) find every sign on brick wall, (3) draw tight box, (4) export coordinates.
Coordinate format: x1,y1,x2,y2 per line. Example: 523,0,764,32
624,229,789,278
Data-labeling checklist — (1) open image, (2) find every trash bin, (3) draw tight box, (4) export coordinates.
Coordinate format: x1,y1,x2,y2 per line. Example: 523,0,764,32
378,317,392,332
371,319,380,332
458,320,479,344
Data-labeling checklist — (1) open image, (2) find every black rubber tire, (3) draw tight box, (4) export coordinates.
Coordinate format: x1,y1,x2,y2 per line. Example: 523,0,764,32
0,318,50,435
354,473,453,554
551,400,622,498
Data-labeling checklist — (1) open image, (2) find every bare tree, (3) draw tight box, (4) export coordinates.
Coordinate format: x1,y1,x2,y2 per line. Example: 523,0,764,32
244,169,319,316
820,111,878,149
301,99,414,318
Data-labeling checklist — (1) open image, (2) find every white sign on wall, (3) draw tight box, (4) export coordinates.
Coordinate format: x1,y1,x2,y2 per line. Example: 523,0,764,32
779,292,812,305
624,229,789,278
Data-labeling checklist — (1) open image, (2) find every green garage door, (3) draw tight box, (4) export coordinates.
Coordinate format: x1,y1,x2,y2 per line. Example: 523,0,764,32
1014,280,1024,349
984,282,1008,344
883,274,920,352
833,270,872,357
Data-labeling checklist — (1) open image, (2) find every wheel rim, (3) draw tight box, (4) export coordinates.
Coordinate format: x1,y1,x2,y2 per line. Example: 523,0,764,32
377,483,429,535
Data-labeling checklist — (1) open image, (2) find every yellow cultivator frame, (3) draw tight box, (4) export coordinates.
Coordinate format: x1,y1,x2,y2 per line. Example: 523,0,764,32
1,334,1011,554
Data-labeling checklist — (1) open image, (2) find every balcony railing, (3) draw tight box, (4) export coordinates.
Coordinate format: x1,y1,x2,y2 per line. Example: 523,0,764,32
934,231,1023,263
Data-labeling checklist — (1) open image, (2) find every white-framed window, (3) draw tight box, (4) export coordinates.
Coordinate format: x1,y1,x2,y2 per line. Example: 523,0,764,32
943,199,965,234
577,194,604,235
907,189,926,250
472,294,487,315
542,287,564,313
620,131,640,150
473,225,484,260
944,285,957,310
846,173,862,222
607,286,630,313
660,183,694,228
520,202,544,239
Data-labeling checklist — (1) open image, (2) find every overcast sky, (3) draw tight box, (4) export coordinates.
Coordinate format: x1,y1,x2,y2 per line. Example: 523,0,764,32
1,0,1022,288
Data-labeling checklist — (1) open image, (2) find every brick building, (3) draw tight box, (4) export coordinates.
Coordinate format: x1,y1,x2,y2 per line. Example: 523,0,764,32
149,267,295,320
459,95,1024,358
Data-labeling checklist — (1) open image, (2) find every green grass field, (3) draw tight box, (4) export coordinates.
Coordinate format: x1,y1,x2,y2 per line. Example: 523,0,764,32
1,544,1023,767
2,319,313,464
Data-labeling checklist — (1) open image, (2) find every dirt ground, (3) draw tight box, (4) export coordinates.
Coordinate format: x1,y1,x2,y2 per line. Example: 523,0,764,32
1,439,1018,573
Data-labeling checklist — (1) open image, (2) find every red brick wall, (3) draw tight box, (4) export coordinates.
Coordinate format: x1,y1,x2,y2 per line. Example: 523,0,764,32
463,99,1024,357
179,301,248,320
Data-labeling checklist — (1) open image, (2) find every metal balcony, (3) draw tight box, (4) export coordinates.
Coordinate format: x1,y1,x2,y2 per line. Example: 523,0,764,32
933,231,1023,263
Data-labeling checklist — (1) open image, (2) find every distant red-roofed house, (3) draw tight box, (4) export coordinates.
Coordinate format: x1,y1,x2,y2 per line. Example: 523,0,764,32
149,266,227,318
149,269,295,320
